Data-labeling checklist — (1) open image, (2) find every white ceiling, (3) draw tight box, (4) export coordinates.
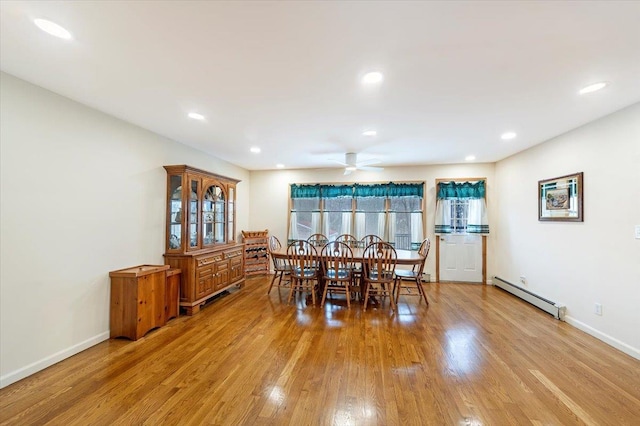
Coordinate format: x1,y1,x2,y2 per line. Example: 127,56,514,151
2,1,639,171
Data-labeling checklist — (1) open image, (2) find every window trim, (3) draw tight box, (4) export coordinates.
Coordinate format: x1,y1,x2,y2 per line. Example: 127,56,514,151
287,181,426,249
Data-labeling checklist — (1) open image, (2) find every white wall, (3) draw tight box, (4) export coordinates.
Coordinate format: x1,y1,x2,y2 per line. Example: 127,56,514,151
249,164,496,282
0,72,250,387
494,103,640,359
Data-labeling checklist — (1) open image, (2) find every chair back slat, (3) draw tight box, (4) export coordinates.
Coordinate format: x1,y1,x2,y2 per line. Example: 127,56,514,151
268,236,285,269
287,240,318,279
307,233,328,247
321,241,353,280
363,242,397,283
335,234,360,248
416,238,431,275
360,234,384,249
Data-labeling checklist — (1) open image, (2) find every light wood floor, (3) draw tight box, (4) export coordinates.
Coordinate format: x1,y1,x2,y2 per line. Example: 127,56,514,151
1,276,639,425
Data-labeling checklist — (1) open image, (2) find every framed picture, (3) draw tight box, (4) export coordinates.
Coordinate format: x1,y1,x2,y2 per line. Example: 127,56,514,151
538,172,583,222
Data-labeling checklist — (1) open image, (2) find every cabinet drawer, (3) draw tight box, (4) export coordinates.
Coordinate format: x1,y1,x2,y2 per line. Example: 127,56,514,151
197,254,223,266
225,249,243,259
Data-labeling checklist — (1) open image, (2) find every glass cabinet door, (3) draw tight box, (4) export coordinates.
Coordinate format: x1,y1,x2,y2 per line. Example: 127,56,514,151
188,179,200,249
228,187,235,242
168,175,183,250
203,184,225,246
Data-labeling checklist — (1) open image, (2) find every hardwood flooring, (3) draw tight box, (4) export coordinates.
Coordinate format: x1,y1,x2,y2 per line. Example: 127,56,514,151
1,276,639,425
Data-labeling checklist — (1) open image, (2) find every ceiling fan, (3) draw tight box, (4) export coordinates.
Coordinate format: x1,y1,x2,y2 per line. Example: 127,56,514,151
332,152,384,175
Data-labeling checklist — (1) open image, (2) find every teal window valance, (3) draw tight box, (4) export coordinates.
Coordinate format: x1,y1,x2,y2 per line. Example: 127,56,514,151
322,184,353,198
437,181,485,199
290,184,321,198
289,182,424,199
354,183,388,197
388,182,423,197
291,183,423,199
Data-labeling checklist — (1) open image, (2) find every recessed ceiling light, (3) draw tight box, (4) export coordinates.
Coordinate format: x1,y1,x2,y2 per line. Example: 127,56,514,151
361,72,384,85
276,164,285,169
465,155,476,162
501,132,517,140
250,147,261,154
362,130,377,137
188,112,205,120
579,82,608,95
34,18,72,40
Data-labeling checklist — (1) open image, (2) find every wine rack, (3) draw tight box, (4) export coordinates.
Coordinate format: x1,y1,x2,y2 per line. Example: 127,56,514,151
242,230,269,276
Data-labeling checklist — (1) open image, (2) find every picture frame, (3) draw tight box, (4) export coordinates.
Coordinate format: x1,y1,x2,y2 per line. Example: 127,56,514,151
538,172,583,222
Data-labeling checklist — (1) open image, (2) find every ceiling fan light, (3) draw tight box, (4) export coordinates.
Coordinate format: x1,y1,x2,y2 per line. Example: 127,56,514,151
345,166,357,171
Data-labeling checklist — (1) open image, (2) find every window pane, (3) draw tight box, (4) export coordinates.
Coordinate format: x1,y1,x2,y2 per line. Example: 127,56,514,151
294,211,313,240
389,196,421,212
324,197,352,240
292,198,319,211
356,197,385,211
356,197,385,238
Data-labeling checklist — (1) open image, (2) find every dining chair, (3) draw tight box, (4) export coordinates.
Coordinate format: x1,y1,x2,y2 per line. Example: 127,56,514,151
394,238,430,305
320,241,355,308
267,235,291,295
307,233,329,247
362,242,397,311
335,233,363,296
335,234,360,248
286,240,320,306
360,234,384,249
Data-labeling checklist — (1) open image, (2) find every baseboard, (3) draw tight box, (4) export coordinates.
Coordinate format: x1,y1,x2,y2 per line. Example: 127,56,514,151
564,315,640,361
0,331,110,389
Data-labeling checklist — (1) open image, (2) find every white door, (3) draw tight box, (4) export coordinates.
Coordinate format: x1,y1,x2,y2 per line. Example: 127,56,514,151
439,234,482,282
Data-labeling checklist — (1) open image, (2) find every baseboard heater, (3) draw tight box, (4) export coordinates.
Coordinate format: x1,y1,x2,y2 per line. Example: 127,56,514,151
493,276,566,320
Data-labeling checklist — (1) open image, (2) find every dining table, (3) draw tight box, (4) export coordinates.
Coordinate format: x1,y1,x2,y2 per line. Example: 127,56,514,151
268,246,424,266
268,245,424,306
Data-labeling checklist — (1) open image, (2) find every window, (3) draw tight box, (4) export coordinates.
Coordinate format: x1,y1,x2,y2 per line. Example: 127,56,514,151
290,198,320,241
289,182,425,249
435,180,489,235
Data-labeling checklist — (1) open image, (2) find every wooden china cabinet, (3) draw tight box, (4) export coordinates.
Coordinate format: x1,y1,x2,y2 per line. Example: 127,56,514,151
163,165,245,315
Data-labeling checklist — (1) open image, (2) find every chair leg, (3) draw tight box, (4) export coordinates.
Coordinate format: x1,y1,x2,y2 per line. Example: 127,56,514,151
267,271,279,294
363,282,370,311
310,281,317,306
287,278,296,304
321,281,330,307
417,280,429,305
387,283,396,311
345,281,351,309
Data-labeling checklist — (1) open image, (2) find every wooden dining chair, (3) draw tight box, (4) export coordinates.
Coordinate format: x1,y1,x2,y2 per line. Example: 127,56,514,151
335,234,360,248
286,240,320,306
362,242,397,311
267,236,291,295
307,233,328,247
335,233,363,296
320,241,355,308
360,234,384,249
394,238,430,305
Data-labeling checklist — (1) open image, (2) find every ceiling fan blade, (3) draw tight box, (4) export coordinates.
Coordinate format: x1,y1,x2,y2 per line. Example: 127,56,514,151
343,168,353,176
356,158,381,167
358,166,384,172
329,159,348,166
